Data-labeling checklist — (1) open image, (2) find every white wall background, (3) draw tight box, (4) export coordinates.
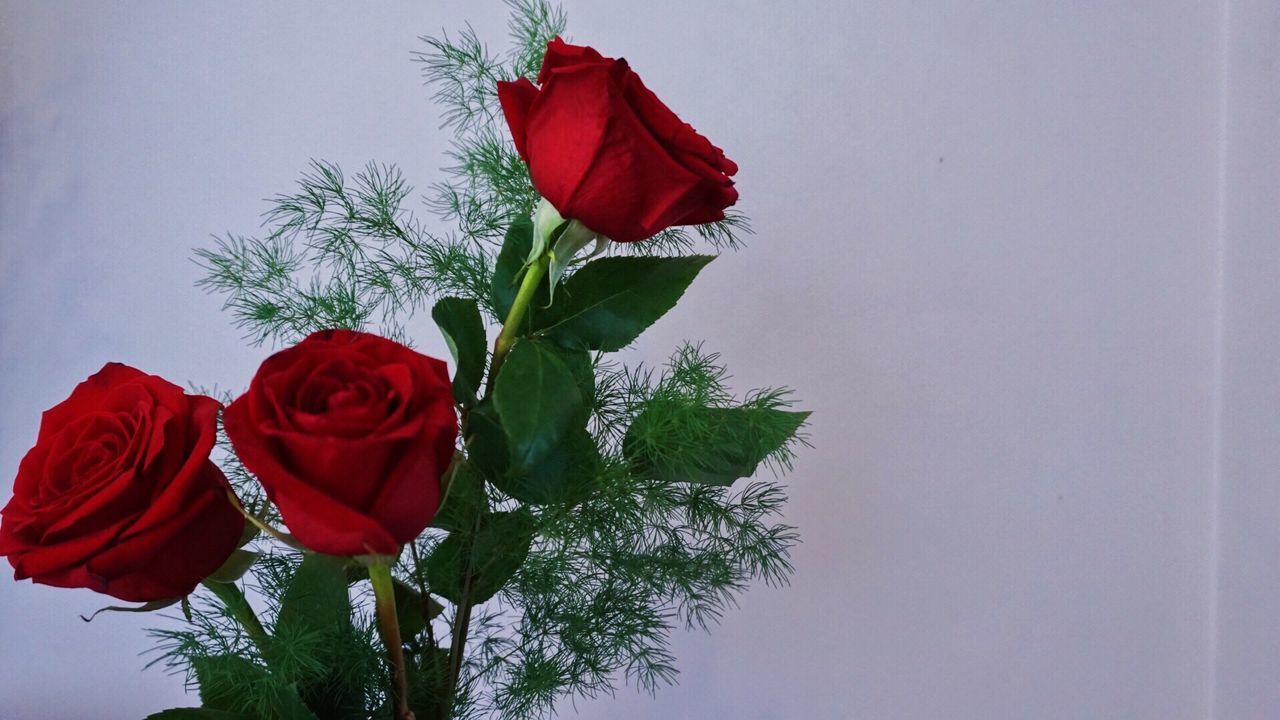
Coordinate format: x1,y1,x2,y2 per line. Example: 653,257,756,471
0,2,1276,718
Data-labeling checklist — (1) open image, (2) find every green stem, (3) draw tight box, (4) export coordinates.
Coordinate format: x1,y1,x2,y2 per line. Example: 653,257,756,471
444,241,551,714
444,502,486,717
445,571,475,709
201,580,269,656
408,543,446,720
369,561,416,720
490,253,550,383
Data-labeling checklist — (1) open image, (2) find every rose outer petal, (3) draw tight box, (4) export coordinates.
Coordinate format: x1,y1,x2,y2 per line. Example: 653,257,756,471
34,363,149,445
89,462,243,602
537,36,607,84
498,77,539,162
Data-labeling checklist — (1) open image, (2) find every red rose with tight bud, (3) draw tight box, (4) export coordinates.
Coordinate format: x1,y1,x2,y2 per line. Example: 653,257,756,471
498,37,739,244
223,329,457,557
0,363,244,602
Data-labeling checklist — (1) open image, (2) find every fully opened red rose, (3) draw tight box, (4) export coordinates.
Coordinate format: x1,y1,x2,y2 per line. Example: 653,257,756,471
0,363,244,602
223,329,457,557
497,37,739,243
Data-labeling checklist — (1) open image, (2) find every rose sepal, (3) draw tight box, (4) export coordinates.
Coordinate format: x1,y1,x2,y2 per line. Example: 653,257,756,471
354,548,404,569
79,597,183,623
222,486,306,552
203,548,260,585
532,197,609,299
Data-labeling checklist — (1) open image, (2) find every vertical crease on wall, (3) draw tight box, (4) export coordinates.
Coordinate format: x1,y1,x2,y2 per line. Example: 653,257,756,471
1207,0,1232,718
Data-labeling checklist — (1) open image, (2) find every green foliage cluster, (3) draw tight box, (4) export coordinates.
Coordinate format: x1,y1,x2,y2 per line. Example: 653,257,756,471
156,2,808,719
412,0,559,244
196,161,494,347
465,342,805,718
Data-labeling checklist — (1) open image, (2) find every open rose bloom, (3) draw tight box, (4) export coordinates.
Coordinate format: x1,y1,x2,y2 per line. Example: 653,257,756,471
0,364,243,602
222,329,458,557
498,37,739,243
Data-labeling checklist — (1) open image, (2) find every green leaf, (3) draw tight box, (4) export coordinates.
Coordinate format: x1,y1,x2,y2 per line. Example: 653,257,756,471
144,710,252,720
391,577,444,640
403,646,451,719
204,549,260,584
494,426,601,506
192,653,318,720
424,534,468,605
193,655,270,712
425,510,535,605
463,400,513,488
269,686,318,720
275,553,352,639
273,556,363,714
430,460,488,533
494,340,583,468
544,342,594,428
534,255,714,351
624,404,810,486
271,554,360,720
470,343,596,505
432,296,487,406
493,217,536,318
432,456,486,530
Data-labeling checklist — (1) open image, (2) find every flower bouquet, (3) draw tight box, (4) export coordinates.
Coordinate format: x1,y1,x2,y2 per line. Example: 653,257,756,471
1,3,809,718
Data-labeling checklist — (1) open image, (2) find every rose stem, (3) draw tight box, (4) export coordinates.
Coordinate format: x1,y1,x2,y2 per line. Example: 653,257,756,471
407,543,447,720
447,243,550,712
368,560,416,720
445,566,476,713
201,580,269,656
489,252,551,385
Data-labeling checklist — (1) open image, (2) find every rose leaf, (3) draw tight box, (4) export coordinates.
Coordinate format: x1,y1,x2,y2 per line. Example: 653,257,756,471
424,509,535,605
493,340,583,469
624,402,810,486
432,296,488,406
534,255,714,352
275,553,352,639
493,425,601,506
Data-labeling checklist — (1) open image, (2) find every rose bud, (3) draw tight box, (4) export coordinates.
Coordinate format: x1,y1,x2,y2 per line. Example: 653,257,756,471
0,363,244,602
223,329,457,557
497,37,739,244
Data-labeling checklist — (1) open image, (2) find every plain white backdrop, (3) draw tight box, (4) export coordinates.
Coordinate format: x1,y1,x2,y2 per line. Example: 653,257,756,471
1,2,1277,718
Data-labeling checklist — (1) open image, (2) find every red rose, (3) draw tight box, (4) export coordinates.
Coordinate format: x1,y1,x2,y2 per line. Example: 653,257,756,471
0,363,243,602
223,329,457,556
497,37,738,243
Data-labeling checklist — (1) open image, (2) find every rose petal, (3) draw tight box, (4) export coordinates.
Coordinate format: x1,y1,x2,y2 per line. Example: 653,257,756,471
536,36,607,84
34,364,149,443
366,446,446,544
8,517,130,580
497,77,540,162
124,395,222,538
89,463,242,601
617,64,738,178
